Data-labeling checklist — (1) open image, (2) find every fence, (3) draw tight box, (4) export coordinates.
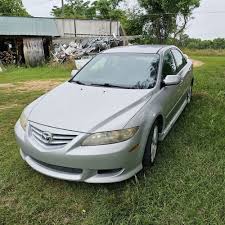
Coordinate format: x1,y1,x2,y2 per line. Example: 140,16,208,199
55,19,120,38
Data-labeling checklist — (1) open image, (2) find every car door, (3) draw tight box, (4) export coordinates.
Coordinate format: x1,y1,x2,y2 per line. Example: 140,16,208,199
158,50,181,125
171,49,190,105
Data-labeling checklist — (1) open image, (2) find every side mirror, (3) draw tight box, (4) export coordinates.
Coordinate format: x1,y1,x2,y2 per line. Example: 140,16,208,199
163,75,181,86
71,69,78,78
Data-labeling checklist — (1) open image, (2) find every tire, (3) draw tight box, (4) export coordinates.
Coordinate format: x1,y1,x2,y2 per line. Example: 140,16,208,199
142,122,159,167
187,85,193,104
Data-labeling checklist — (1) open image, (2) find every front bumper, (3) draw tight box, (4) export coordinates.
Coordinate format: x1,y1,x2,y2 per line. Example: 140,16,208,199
15,121,143,183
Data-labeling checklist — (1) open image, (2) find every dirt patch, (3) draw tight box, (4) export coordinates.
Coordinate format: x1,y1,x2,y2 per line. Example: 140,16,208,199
0,79,65,93
193,92,208,96
16,80,65,92
192,59,204,68
0,103,20,111
0,83,16,89
0,196,19,208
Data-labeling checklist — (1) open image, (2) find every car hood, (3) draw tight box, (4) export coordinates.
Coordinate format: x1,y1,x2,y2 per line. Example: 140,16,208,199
29,82,151,133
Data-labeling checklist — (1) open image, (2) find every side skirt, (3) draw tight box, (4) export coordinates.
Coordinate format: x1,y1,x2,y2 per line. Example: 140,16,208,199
158,99,188,141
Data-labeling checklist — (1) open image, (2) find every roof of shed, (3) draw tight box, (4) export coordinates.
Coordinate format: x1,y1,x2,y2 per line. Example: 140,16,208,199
0,16,59,37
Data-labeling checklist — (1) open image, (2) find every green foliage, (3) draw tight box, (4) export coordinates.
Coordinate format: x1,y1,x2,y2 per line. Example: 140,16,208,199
184,38,225,49
92,0,124,20
183,48,225,57
132,35,225,51
51,0,125,21
122,8,145,35
52,0,95,19
0,0,29,16
138,0,200,43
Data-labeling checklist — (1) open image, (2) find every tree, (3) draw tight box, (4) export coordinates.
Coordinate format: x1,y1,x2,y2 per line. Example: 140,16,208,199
122,8,145,35
91,0,124,20
0,0,29,16
138,0,200,43
52,0,95,19
51,0,124,20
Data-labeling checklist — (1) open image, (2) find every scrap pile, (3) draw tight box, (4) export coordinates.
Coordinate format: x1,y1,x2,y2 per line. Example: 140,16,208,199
52,36,121,63
0,51,14,65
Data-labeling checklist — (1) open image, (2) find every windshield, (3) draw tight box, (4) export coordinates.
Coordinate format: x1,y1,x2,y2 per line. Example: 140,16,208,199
72,53,160,89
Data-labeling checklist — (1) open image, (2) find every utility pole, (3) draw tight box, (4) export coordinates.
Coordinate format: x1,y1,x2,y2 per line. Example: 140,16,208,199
61,0,64,18
61,0,65,37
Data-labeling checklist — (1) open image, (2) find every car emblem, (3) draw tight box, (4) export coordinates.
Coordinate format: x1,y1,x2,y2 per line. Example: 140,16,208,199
42,131,53,143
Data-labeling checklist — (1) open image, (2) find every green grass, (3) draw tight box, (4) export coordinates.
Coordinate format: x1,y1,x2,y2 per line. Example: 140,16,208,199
0,64,71,83
0,57,225,225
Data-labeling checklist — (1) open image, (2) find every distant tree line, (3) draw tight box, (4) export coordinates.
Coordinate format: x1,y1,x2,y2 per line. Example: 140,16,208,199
133,35,225,49
179,36,225,49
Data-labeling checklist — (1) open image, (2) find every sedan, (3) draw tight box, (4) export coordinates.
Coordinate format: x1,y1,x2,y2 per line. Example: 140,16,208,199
15,45,193,183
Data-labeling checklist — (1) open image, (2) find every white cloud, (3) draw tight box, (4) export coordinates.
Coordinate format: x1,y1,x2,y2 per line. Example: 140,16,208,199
22,0,60,17
186,0,225,39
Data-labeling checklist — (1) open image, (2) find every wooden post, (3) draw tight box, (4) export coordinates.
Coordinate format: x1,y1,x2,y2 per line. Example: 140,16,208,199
74,19,77,37
61,0,64,18
110,19,112,36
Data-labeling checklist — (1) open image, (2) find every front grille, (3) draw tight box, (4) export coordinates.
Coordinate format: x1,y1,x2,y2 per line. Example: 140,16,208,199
32,157,82,174
30,125,77,148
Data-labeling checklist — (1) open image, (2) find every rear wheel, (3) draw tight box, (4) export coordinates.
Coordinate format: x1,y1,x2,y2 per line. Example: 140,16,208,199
143,122,159,167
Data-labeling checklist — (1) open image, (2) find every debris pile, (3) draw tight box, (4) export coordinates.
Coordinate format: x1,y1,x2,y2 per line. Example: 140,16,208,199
0,50,14,65
52,36,121,63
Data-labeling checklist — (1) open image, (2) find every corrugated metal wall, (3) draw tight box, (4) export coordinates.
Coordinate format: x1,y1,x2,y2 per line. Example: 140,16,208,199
55,19,120,38
0,16,59,36
0,16,121,38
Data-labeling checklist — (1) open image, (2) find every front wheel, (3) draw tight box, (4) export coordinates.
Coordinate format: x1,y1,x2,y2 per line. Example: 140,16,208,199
143,122,159,167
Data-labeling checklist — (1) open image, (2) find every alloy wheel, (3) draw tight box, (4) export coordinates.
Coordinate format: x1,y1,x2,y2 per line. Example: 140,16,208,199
150,125,159,163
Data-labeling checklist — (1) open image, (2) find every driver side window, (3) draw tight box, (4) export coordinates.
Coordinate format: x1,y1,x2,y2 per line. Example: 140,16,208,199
162,51,177,79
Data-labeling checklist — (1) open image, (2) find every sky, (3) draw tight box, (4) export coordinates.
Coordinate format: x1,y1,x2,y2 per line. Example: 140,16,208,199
22,0,225,40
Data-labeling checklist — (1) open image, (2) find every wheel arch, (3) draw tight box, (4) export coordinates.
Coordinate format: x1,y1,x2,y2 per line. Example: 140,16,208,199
155,114,164,134
142,114,164,166
191,77,194,86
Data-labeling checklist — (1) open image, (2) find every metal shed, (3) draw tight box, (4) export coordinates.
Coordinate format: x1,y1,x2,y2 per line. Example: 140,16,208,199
0,16,124,67
0,16,59,36
0,16,59,66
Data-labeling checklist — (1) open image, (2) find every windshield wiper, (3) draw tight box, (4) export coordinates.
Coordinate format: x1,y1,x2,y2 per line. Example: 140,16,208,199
72,80,88,86
89,83,135,89
72,81,136,89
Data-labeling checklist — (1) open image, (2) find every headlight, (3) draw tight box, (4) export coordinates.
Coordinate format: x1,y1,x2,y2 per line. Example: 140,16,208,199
82,127,139,146
20,111,28,131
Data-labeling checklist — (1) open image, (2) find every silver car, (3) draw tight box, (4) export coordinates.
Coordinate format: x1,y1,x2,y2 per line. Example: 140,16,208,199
15,45,193,183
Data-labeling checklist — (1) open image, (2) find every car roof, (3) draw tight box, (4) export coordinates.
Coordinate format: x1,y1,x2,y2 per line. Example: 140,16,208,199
102,45,173,54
